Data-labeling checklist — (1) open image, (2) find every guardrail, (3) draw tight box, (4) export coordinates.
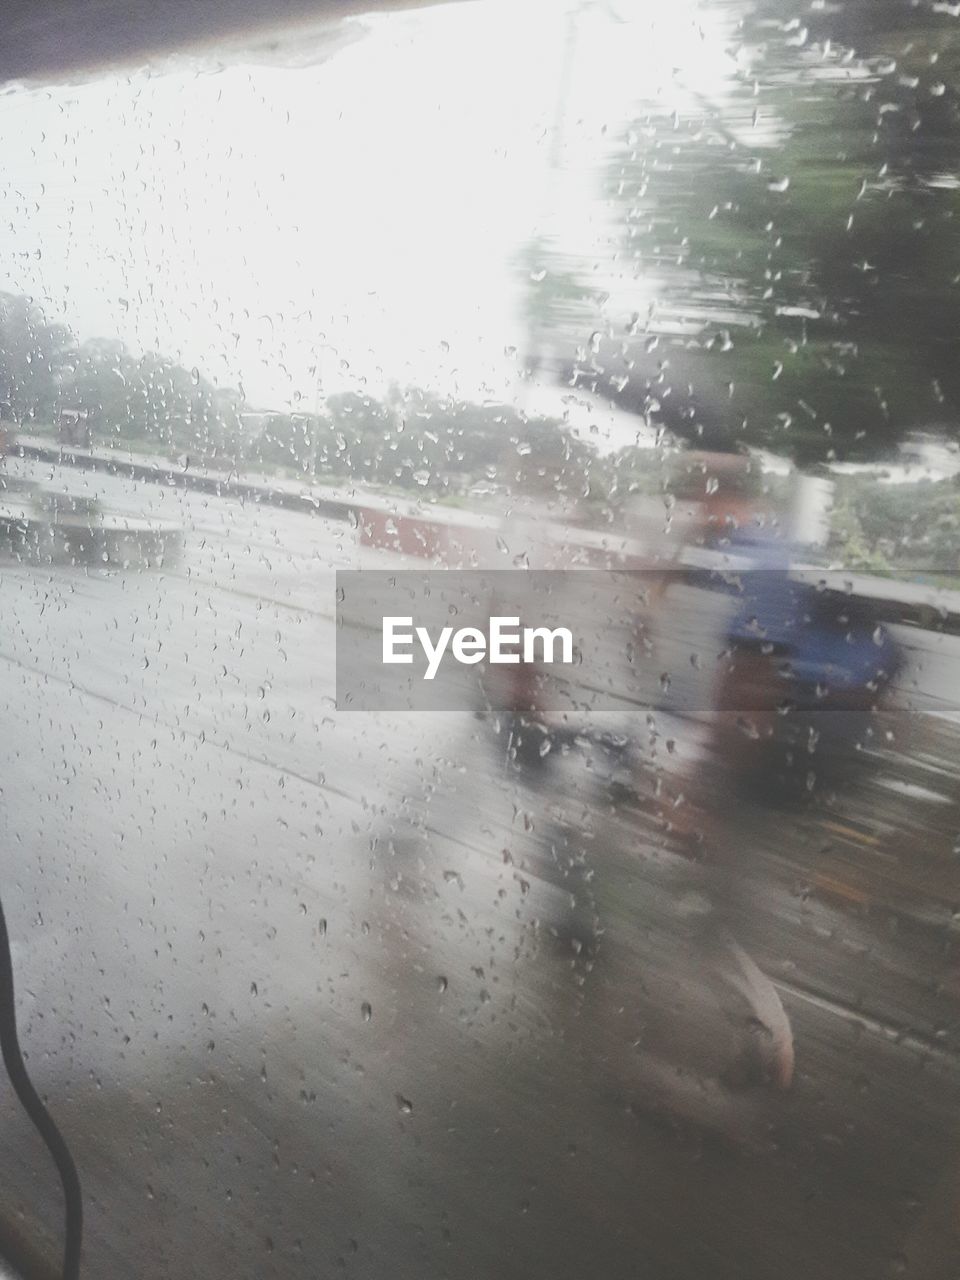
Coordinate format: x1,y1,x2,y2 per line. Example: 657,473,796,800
14,435,960,634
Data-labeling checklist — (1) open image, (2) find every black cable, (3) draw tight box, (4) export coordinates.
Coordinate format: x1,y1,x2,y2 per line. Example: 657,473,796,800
0,896,82,1279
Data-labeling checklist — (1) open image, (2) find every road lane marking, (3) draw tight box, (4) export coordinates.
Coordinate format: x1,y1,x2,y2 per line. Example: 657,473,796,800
777,979,960,1066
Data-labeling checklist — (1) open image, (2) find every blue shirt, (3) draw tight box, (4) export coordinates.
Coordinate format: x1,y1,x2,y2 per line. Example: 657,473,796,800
713,527,899,690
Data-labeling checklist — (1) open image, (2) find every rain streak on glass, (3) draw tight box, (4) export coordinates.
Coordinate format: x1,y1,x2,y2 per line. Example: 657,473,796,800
0,1,958,1279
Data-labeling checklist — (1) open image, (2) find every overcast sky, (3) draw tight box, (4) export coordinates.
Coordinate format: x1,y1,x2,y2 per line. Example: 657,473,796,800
0,0,736,415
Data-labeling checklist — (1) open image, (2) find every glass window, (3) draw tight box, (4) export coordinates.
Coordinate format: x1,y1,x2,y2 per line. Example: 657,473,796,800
0,2,959,1277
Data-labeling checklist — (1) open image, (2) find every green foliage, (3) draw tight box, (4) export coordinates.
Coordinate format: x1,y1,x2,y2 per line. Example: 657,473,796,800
552,0,960,464
0,293,73,423
67,339,240,454
0,291,597,498
829,474,960,571
516,237,599,350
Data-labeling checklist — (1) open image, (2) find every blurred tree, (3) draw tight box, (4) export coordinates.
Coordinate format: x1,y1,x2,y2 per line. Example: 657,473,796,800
0,292,73,424
0,289,596,499
536,0,960,465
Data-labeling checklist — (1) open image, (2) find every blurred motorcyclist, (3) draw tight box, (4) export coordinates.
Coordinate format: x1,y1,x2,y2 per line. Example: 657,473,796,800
636,449,904,1100
669,450,902,796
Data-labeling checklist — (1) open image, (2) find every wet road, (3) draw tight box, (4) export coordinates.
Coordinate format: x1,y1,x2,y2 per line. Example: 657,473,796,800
0,459,960,1278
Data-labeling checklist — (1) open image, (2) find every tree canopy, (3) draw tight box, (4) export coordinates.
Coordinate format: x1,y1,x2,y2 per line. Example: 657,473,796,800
528,0,960,465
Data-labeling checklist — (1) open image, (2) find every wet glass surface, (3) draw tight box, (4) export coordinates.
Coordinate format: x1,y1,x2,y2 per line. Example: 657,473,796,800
2,2,960,1276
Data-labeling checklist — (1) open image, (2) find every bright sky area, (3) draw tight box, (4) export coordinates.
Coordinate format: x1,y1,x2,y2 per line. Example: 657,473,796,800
0,0,738,418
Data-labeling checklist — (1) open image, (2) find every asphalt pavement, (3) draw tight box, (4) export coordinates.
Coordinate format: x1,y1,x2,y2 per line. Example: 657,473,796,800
0,456,959,1279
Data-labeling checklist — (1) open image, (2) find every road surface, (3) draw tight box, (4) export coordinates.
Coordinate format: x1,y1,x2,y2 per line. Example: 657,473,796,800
0,456,959,1278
